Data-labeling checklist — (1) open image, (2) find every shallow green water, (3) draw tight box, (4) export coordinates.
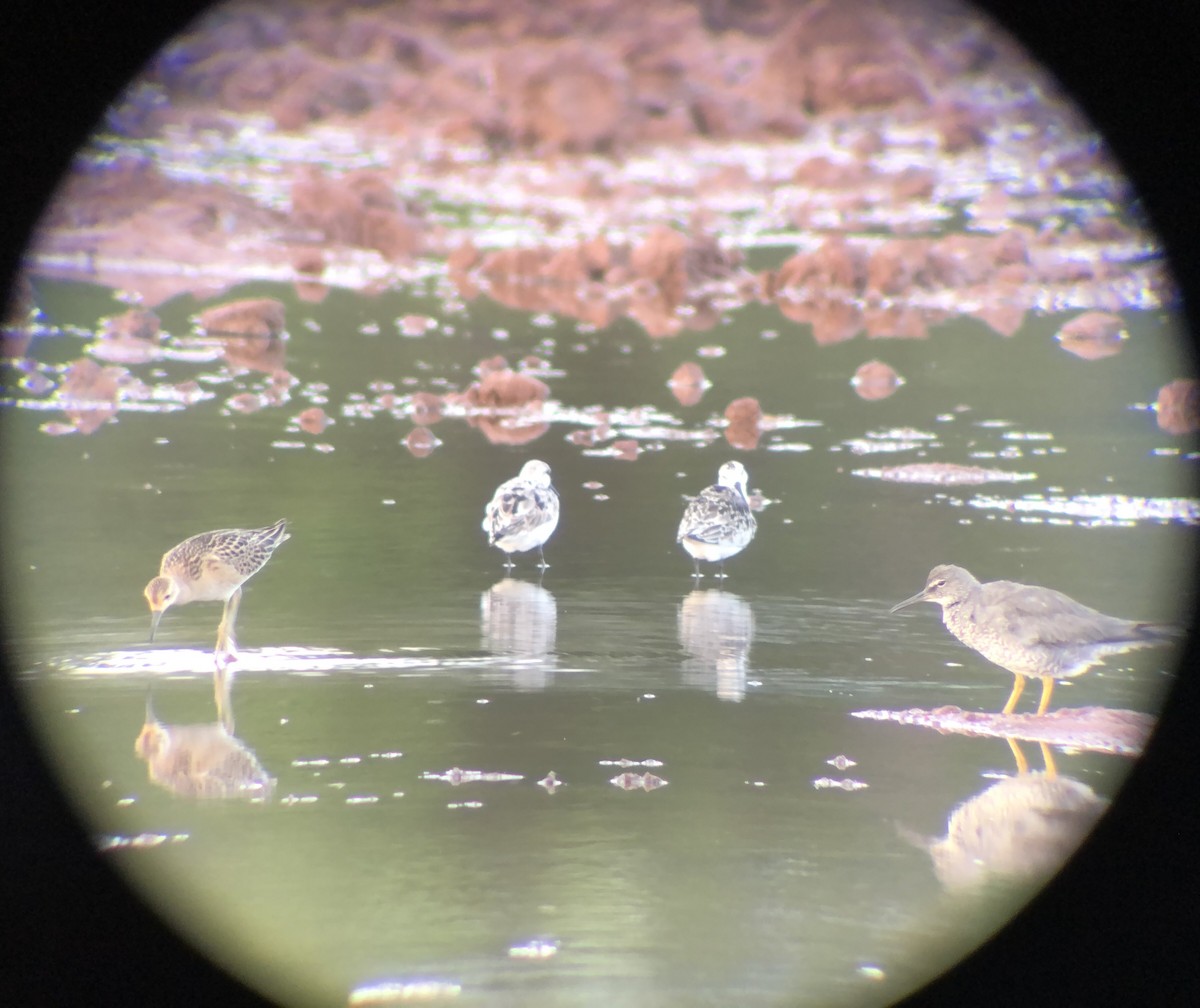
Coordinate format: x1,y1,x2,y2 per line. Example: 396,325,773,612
4,274,1196,1007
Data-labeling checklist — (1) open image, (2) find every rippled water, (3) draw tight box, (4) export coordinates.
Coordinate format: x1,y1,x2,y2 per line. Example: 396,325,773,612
6,266,1194,1006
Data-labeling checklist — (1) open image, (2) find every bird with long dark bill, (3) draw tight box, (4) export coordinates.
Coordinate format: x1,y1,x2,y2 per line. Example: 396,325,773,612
891,564,1179,715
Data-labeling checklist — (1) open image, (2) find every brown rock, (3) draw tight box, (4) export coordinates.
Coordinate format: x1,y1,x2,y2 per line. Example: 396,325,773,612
775,236,867,293
55,355,123,432
780,297,863,346
60,358,122,405
612,439,640,461
471,417,550,447
992,228,1031,267
222,335,287,375
1155,379,1200,435
925,233,1002,288
851,360,904,400
409,391,444,426
464,368,549,410
725,422,761,451
973,302,1027,338
757,0,930,116
474,355,510,379
668,361,708,407
934,101,990,152
867,239,931,297
792,156,871,189
864,305,930,340
292,247,325,276
291,167,421,258
890,166,936,201
501,47,626,153
197,298,285,339
1055,311,1128,360
398,315,436,337
227,393,265,415
480,247,554,282
99,308,161,343
404,426,440,458
724,396,763,426
630,225,689,305
447,240,482,273
297,407,331,434
627,280,684,338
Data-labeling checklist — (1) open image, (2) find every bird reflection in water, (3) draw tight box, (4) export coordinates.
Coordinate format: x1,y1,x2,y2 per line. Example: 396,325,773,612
678,588,754,701
480,578,558,690
134,665,274,800
905,740,1108,892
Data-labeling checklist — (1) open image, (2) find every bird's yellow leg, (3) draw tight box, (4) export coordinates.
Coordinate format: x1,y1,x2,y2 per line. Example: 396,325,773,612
216,587,242,659
1038,741,1058,780
1036,677,1055,716
1001,673,1026,714
1007,737,1029,776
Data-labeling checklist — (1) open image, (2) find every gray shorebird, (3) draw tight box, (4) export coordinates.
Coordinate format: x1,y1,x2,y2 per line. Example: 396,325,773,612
144,519,289,662
482,460,560,570
891,563,1179,715
677,460,757,578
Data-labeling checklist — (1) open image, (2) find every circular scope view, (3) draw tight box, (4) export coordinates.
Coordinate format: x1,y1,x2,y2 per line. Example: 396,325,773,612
3,1,1195,1006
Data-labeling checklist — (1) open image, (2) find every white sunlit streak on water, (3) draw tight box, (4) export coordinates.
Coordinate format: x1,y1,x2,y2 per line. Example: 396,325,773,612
965,493,1200,526
49,646,507,678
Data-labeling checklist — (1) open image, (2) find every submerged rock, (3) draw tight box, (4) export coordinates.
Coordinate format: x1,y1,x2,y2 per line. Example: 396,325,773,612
668,361,709,407
1055,311,1128,359
461,368,549,410
297,407,331,434
1155,378,1200,435
291,167,423,259
851,360,904,400
724,396,764,450
197,298,286,339
56,358,125,434
403,426,441,458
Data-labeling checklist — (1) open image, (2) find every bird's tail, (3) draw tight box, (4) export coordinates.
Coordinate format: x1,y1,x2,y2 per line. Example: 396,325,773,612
263,518,290,547
1133,621,1184,643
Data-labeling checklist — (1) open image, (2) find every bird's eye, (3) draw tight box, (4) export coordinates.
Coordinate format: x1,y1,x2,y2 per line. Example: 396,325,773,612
933,580,945,588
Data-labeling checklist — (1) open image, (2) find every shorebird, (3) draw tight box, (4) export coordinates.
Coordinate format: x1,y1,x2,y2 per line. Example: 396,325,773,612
890,564,1179,715
482,460,559,569
677,460,757,578
144,518,289,663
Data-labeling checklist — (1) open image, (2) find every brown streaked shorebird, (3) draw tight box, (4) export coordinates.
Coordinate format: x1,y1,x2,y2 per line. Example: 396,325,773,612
890,564,1179,715
144,519,289,661
677,461,757,579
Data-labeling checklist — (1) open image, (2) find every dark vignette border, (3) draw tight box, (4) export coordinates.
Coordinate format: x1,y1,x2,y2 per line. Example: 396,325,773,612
1,1,1197,1005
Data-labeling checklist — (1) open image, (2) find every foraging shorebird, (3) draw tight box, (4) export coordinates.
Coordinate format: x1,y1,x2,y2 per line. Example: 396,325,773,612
890,564,1179,715
677,460,757,578
143,518,289,663
482,460,560,569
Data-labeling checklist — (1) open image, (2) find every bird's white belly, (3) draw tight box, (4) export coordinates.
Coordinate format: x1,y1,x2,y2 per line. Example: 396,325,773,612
680,532,752,562
495,516,558,554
